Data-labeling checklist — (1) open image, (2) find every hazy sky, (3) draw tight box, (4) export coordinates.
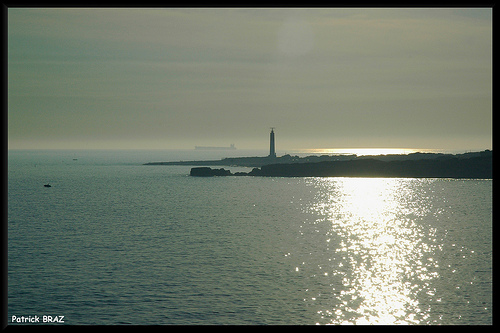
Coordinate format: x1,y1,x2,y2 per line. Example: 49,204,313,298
8,8,492,150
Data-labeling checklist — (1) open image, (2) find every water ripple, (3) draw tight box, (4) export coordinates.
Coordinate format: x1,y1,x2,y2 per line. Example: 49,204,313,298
299,178,491,325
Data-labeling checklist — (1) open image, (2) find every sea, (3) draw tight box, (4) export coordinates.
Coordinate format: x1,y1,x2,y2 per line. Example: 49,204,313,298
7,149,492,325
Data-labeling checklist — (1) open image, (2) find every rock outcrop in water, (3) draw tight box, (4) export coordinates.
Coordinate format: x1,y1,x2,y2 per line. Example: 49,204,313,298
190,167,232,177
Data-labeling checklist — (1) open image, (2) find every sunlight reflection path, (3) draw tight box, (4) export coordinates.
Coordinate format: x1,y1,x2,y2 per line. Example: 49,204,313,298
307,178,441,324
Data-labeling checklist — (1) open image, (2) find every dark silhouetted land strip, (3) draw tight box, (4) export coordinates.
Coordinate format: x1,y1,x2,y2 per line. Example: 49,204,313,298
145,154,358,167
185,150,492,179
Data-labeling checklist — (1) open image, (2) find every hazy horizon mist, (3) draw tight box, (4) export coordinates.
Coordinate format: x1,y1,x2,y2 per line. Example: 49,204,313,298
8,8,492,151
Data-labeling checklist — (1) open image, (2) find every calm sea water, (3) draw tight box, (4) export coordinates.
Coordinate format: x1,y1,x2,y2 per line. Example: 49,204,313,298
8,150,492,325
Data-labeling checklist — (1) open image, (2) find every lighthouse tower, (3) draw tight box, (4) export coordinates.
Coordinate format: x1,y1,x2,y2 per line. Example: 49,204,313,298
269,128,276,158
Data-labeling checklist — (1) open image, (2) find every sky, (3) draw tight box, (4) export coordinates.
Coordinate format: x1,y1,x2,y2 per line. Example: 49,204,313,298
8,8,492,151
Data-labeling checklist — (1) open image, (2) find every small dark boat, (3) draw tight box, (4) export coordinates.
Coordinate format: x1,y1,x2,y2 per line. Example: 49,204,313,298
44,183,51,187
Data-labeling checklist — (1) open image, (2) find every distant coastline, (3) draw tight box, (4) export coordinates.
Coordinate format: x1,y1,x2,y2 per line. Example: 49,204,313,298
146,149,492,179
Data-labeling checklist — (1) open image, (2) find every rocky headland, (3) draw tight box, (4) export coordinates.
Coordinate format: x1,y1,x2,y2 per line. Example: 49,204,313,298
185,150,492,179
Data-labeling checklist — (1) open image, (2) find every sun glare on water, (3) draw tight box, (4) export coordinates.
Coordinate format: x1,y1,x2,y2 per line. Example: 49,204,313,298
306,178,442,324
300,148,419,156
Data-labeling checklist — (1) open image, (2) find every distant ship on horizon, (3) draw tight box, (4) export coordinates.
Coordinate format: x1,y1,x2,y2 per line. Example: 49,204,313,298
195,144,236,150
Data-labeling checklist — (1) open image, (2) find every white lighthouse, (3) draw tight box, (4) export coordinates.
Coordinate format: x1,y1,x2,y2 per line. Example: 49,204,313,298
269,128,276,158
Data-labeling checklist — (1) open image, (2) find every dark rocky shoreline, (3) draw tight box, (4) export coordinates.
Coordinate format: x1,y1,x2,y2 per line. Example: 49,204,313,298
188,150,492,179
